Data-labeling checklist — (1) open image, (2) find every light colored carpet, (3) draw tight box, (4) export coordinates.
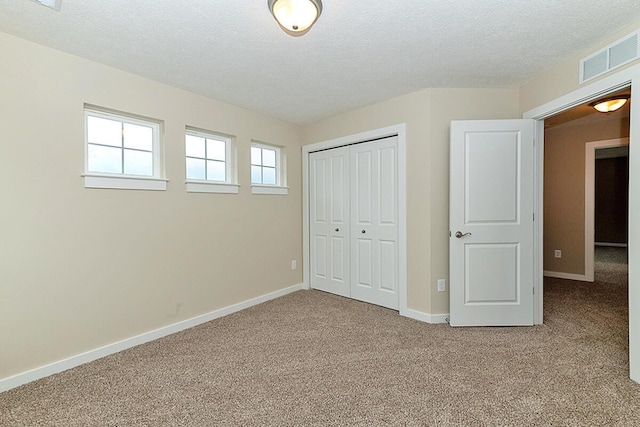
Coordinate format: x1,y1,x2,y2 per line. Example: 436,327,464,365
1,258,638,426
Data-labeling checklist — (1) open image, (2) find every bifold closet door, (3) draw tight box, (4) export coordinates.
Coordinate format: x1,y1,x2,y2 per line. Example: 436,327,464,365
350,137,399,310
309,147,350,297
309,137,399,310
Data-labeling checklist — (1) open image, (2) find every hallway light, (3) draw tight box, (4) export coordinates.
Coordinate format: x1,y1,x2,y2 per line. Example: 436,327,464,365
590,96,629,113
268,0,323,37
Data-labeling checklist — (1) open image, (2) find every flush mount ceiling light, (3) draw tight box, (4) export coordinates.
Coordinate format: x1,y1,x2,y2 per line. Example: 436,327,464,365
590,96,630,113
268,0,323,37
31,0,62,10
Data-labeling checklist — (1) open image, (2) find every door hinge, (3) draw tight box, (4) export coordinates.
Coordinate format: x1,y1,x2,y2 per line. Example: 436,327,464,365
533,286,535,295
533,213,535,221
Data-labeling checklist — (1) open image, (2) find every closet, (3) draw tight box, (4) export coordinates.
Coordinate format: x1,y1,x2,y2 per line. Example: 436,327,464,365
309,136,399,310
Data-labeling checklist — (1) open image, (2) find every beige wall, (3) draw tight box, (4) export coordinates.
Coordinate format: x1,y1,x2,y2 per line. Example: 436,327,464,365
544,114,629,275
303,88,520,316
0,32,303,379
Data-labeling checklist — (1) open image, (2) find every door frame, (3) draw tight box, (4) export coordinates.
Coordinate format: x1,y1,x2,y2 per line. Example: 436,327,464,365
585,138,630,282
524,63,640,382
302,124,408,314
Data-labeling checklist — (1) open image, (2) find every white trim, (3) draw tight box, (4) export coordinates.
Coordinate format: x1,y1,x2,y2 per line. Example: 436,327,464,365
402,308,449,324
585,138,629,282
524,62,640,383
533,120,545,325
0,283,304,393
83,174,167,191
186,181,240,194
595,242,628,247
398,126,408,314
251,185,289,195
543,270,589,282
302,124,408,315
523,67,635,121
302,143,311,291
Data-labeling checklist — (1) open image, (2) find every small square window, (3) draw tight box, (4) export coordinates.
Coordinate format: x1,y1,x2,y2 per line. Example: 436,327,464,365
185,128,238,194
251,144,279,185
251,142,288,195
84,107,165,191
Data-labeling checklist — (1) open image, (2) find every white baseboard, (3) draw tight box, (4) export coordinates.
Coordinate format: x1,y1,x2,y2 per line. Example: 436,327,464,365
543,270,589,282
0,283,304,394
401,308,449,324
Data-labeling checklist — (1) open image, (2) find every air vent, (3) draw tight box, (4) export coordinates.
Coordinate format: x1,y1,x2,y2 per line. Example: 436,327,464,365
582,51,608,82
580,30,639,83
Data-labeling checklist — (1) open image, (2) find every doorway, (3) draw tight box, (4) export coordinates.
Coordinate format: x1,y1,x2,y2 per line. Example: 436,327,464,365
543,92,630,283
524,66,639,381
588,139,630,280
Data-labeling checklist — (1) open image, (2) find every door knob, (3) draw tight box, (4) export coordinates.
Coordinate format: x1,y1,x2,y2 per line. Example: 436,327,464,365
361,230,366,234
335,228,339,232
455,231,471,238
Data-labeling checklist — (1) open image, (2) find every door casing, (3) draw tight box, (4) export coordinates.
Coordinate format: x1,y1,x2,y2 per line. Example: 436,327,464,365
584,138,630,282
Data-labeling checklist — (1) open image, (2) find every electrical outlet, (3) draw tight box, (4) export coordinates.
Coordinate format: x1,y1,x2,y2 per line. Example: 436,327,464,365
291,260,297,270
437,279,446,292
554,250,562,258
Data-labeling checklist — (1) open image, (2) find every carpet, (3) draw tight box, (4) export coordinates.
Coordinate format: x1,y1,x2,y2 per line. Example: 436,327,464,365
1,256,638,425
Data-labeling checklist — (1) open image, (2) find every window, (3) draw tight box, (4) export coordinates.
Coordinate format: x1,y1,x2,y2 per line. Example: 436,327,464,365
185,128,238,194
251,142,288,195
84,107,165,190
251,144,278,185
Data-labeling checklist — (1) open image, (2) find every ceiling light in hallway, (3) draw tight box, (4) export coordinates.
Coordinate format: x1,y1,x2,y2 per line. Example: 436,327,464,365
591,96,629,113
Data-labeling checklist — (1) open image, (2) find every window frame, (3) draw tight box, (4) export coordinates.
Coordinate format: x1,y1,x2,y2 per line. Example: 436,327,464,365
185,128,239,194
83,106,166,191
250,141,288,195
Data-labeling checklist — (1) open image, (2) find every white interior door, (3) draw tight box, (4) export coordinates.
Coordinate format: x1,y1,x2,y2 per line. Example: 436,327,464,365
351,137,399,309
449,120,535,326
309,147,350,297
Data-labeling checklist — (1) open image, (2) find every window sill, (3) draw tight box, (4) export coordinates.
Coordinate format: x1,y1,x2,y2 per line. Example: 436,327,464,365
186,181,240,194
83,174,167,191
251,185,289,195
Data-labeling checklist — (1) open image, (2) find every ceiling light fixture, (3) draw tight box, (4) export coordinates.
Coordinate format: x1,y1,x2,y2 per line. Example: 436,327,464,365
268,0,323,37
590,96,629,113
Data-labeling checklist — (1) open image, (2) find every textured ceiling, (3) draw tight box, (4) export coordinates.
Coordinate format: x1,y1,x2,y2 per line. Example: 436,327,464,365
2,0,640,124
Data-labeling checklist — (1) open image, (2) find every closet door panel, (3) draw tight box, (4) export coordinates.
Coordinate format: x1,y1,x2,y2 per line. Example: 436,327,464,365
309,148,350,297
350,137,399,309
